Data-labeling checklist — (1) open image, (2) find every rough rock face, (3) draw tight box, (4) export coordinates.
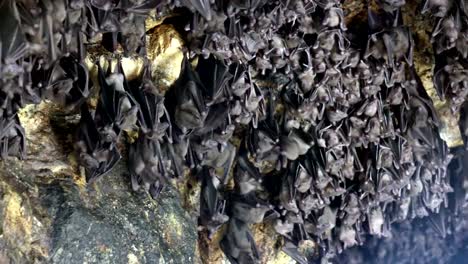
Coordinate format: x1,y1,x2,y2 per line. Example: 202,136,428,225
0,103,198,264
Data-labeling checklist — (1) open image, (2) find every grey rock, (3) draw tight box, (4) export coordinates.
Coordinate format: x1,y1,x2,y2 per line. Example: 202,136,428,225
0,103,199,264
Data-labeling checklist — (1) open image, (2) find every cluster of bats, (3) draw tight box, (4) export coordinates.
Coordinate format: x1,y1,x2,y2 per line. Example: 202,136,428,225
334,147,468,264
337,1,468,263
0,0,467,263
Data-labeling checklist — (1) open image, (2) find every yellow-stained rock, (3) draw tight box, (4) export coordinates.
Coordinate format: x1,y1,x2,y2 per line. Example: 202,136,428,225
86,24,184,95
6,99,198,263
127,252,140,264
252,223,294,264
146,24,185,93
402,2,463,147
267,251,296,264
198,228,225,263
3,191,32,258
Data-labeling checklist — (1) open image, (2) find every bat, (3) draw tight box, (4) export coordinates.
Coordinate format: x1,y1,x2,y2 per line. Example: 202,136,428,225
199,167,229,237
219,218,260,264
76,103,121,182
0,114,26,159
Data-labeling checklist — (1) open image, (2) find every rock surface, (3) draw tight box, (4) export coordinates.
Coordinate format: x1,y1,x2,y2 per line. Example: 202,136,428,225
0,103,199,264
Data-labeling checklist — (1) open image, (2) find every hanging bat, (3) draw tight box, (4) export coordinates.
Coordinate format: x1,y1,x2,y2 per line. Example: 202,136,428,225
128,134,169,199
76,103,121,182
127,62,176,197
42,55,90,110
219,218,260,264
94,60,139,137
0,114,26,159
199,167,229,237
167,55,207,132
195,56,232,106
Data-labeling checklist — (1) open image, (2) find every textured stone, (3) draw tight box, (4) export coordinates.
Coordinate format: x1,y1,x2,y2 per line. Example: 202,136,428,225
0,102,198,264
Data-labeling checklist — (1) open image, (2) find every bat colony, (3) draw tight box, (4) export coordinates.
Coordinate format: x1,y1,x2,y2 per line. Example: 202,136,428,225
0,0,467,263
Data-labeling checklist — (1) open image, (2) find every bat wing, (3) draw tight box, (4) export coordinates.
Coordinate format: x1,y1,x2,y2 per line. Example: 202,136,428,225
0,0,27,62
126,0,164,14
181,0,212,20
43,56,89,109
88,144,121,182
459,101,468,146
433,66,448,100
77,103,99,152
282,241,309,264
196,57,232,104
194,103,229,135
77,103,122,182
95,63,116,125
0,114,26,159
